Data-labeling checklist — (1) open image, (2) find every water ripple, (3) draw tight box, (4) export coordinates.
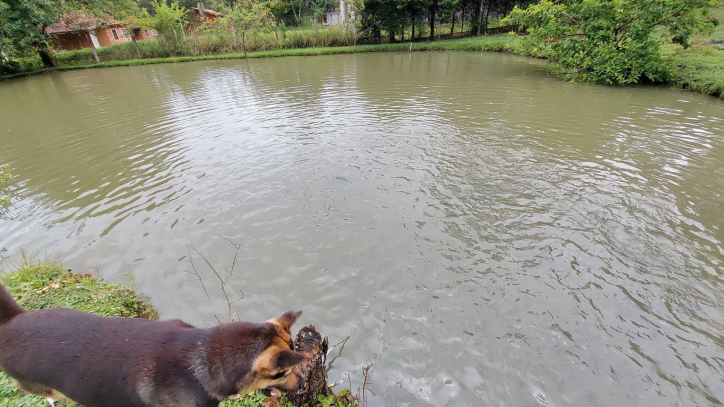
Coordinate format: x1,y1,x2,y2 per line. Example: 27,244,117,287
1,52,723,406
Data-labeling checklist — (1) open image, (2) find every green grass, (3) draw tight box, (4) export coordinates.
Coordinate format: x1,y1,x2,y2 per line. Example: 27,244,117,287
662,7,724,99
1,262,157,319
0,261,265,407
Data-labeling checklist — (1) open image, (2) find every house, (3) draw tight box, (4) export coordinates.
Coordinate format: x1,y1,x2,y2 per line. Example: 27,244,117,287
325,0,354,26
45,18,158,51
189,6,226,27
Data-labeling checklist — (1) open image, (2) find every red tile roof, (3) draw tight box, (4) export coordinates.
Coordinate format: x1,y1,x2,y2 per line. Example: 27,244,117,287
45,16,119,35
191,7,226,17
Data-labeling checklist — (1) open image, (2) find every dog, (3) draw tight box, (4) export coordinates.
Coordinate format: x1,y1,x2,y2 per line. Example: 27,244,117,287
0,282,307,406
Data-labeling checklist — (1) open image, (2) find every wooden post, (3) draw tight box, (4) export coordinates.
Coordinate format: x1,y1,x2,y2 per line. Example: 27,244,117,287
86,31,100,63
129,28,141,58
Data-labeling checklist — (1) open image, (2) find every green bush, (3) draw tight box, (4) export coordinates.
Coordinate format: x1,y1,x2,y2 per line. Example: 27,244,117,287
505,0,716,84
0,60,21,76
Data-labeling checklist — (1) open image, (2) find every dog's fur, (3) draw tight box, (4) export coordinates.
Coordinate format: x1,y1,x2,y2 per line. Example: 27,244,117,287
0,282,306,407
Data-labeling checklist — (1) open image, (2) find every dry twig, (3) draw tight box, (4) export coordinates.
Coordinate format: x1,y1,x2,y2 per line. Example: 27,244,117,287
184,237,245,323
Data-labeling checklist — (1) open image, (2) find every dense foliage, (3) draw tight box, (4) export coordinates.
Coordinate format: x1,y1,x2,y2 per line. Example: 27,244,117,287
504,0,718,84
134,0,188,40
0,0,139,67
360,0,534,42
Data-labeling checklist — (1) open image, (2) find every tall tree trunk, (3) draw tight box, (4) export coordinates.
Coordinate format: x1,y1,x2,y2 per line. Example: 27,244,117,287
411,16,415,40
450,12,456,37
38,46,56,68
429,0,438,40
461,8,465,34
85,32,100,63
482,1,489,34
476,0,484,36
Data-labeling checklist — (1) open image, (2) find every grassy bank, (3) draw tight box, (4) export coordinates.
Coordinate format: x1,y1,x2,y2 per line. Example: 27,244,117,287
2,35,521,80
3,11,723,100
663,6,724,99
0,261,265,407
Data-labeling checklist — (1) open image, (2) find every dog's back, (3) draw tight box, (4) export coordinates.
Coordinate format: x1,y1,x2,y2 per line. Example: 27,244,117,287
0,301,213,406
0,282,306,406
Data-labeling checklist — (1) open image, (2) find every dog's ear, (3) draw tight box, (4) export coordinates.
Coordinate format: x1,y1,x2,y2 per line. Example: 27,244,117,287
267,311,302,333
272,349,306,371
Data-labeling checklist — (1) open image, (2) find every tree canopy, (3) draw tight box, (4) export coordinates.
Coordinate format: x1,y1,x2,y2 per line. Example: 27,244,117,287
222,0,273,53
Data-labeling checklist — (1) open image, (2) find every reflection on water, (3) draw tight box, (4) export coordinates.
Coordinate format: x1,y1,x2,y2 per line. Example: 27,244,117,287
1,52,723,406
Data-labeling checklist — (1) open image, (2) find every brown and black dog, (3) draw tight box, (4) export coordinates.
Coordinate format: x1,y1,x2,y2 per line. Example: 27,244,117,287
0,282,307,406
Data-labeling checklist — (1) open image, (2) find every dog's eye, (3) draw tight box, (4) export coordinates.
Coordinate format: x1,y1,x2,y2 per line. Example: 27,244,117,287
271,371,286,380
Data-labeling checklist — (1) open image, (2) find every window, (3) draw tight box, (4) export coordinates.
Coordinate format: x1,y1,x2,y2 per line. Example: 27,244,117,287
121,28,128,38
152,29,158,37
144,29,150,37
111,29,119,40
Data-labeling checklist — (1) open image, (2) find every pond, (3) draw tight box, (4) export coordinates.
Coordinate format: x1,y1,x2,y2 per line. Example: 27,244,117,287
1,52,723,406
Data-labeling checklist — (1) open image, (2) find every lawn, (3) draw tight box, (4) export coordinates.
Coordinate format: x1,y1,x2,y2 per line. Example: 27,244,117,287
663,6,724,99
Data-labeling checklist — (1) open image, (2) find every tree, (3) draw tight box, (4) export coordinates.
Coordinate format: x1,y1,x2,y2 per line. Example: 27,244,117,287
504,0,717,84
0,0,138,68
438,0,458,36
134,0,187,42
428,0,438,40
223,0,273,54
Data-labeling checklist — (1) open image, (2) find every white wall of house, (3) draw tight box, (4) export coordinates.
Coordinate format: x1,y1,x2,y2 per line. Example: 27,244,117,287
326,11,341,25
89,31,101,49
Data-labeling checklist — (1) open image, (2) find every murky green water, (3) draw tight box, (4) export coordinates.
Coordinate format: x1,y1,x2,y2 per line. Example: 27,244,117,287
1,52,723,406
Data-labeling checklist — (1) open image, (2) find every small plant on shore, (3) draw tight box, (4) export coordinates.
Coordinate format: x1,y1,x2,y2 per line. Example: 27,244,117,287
504,0,718,84
224,1,275,55
315,390,359,407
0,165,10,218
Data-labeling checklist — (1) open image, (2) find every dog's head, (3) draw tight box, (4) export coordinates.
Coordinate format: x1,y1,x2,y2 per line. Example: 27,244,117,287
247,311,306,393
